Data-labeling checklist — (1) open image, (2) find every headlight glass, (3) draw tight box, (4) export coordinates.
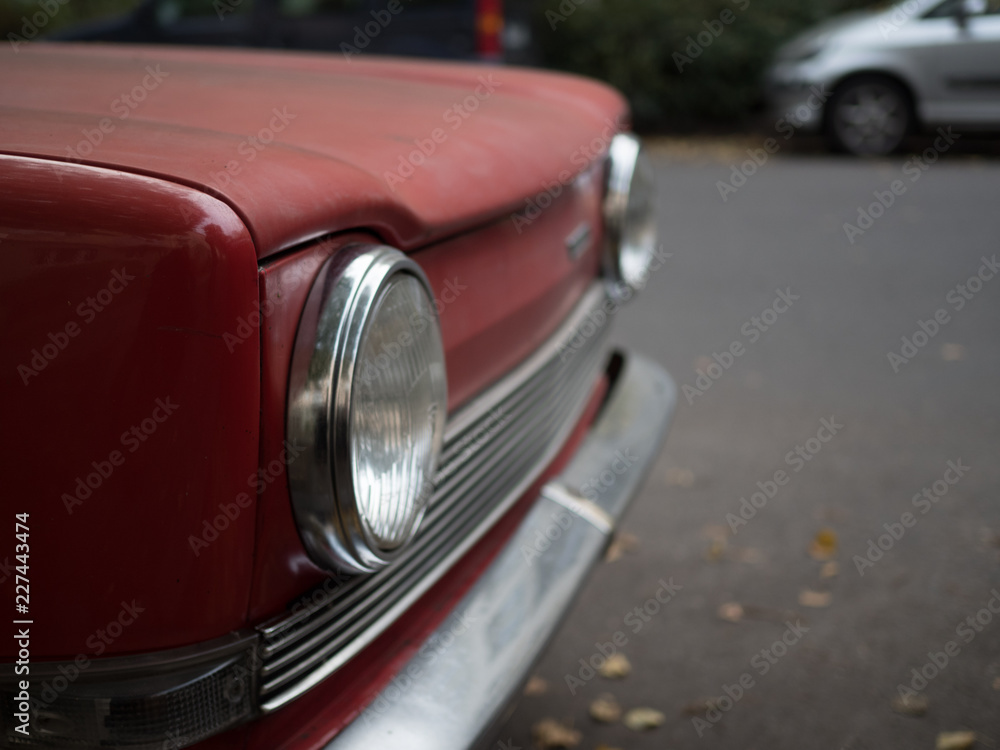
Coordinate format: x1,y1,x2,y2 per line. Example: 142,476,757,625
604,133,658,296
288,245,447,574
350,274,445,550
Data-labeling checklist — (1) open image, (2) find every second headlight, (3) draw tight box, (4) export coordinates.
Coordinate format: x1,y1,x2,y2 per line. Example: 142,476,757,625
604,133,658,296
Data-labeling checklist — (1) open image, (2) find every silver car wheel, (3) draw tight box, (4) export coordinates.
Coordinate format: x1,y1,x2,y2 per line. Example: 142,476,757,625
830,78,912,156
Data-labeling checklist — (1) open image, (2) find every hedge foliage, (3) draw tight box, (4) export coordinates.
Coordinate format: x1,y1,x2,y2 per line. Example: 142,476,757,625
531,0,886,130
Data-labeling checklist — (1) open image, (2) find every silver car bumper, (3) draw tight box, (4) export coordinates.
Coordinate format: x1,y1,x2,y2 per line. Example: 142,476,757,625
325,351,676,750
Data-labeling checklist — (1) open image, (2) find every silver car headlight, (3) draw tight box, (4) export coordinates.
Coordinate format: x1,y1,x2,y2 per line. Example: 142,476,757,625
288,244,448,574
604,133,658,297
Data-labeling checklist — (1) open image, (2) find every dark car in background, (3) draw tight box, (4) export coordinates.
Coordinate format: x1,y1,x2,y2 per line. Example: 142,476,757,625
52,0,535,63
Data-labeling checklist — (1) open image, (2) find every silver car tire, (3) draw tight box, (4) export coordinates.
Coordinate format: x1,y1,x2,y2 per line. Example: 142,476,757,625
827,77,914,156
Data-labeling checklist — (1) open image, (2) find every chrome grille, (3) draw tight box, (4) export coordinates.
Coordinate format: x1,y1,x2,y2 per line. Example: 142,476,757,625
257,284,612,712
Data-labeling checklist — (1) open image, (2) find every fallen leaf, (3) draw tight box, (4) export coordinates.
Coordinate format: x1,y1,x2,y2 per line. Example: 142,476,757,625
623,707,665,731
993,676,1000,691
694,355,713,371
809,528,838,561
665,467,695,488
681,698,718,716
821,561,839,578
717,602,744,623
595,746,623,750
936,730,977,750
524,675,548,696
589,694,622,723
598,652,631,679
532,718,581,749
799,589,832,608
604,532,639,563
941,343,965,362
891,692,929,716
706,538,726,561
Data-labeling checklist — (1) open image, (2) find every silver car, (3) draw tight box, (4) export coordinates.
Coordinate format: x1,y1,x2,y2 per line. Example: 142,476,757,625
766,0,1000,155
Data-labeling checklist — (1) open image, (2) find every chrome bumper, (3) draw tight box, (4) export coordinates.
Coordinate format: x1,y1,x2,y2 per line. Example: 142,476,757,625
325,351,676,750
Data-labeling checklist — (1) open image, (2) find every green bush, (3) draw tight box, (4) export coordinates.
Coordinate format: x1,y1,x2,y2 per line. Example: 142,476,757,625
533,0,887,131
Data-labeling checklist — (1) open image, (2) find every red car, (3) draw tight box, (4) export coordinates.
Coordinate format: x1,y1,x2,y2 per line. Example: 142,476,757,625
0,43,675,749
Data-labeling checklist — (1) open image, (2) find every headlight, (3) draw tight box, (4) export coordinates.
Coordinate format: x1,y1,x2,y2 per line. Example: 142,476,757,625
603,133,658,297
288,244,448,574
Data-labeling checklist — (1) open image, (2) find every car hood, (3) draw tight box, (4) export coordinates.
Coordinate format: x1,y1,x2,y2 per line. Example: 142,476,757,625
0,44,626,258
774,0,940,61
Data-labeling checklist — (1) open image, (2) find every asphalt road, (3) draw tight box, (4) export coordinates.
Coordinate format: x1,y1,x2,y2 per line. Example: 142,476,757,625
494,139,1000,750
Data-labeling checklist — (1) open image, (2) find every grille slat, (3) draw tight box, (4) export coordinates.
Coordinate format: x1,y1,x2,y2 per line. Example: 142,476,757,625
258,286,610,711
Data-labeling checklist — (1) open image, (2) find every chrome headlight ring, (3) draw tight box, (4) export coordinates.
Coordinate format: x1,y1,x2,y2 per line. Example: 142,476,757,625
603,132,659,299
287,244,448,574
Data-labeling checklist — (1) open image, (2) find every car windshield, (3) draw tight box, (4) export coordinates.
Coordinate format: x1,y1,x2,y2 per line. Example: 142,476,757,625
925,0,1000,17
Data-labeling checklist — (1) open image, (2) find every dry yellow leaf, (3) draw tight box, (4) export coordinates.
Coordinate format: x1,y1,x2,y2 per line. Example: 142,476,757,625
820,561,839,578
524,675,548,696
706,538,726,561
717,602,744,623
532,718,581,749
809,528,838,560
623,707,665,731
936,730,977,750
798,589,832,608
598,652,631,679
890,692,929,716
589,694,622,723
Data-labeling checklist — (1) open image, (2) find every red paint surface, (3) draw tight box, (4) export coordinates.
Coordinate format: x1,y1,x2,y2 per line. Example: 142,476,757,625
0,44,627,258
0,156,260,658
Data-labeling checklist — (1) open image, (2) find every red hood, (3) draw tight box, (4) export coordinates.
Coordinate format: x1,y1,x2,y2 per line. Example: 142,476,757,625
0,44,626,257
